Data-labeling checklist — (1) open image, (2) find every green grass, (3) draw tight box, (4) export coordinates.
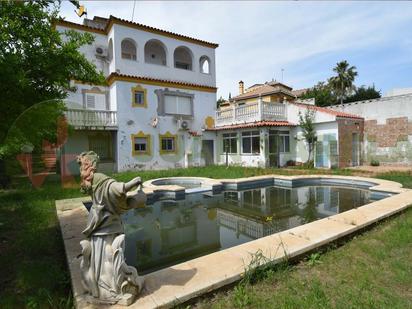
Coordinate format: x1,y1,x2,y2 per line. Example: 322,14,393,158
192,208,412,309
376,171,412,189
0,166,410,308
113,165,357,183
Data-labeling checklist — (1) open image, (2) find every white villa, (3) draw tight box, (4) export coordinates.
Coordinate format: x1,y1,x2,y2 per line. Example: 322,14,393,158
56,16,364,174
56,16,218,175
211,81,364,168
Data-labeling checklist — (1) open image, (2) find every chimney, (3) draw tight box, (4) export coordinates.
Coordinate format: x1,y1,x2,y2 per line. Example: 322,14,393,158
239,80,244,95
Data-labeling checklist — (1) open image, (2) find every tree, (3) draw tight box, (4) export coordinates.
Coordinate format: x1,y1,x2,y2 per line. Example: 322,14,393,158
344,85,381,103
328,60,358,105
299,82,337,107
216,96,226,108
0,0,105,159
298,108,317,166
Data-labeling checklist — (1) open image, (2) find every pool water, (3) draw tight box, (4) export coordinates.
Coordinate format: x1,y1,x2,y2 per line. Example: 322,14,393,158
122,185,374,274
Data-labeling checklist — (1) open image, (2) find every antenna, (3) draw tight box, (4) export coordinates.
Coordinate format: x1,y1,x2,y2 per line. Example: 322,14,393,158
281,68,284,82
132,0,137,21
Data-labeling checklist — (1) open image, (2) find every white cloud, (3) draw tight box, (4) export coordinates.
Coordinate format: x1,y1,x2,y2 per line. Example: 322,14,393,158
60,1,412,97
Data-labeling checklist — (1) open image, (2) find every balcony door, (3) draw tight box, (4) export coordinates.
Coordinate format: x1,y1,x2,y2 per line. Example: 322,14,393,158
268,132,279,167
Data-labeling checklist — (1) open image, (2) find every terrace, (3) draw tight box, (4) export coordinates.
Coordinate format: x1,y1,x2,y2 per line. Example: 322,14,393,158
215,100,287,127
65,108,118,129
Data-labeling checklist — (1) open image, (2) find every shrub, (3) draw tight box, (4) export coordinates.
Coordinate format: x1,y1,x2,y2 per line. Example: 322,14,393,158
370,159,380,166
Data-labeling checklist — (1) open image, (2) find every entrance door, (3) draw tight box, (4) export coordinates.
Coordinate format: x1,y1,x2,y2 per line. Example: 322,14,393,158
352,133,360,166
268,133,279,167
202,140,214,165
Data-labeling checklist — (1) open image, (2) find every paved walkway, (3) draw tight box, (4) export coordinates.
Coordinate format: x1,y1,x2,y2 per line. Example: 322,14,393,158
348,165,412,176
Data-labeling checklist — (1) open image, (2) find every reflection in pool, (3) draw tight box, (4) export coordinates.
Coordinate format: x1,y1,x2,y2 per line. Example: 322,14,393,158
122,185,373,274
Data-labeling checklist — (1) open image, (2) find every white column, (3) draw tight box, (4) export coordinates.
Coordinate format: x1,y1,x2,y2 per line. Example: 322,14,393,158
258,96,263,121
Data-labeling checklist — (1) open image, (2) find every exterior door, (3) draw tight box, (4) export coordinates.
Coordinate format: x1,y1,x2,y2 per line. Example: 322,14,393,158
268,133,279,167
352,133,360,166
202,140,214,165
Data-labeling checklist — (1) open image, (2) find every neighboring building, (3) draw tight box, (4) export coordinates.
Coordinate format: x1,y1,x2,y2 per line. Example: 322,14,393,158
329,93,412,165
55,16,218,175
210,81,364,168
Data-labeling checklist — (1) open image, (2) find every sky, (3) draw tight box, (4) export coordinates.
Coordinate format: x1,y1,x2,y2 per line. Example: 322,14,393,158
60,1,412,99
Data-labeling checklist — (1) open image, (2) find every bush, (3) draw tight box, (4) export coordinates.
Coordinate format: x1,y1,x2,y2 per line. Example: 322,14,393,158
370,159,380,166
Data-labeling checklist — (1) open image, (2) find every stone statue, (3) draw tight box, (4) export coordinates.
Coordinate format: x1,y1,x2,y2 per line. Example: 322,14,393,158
77,151,146,305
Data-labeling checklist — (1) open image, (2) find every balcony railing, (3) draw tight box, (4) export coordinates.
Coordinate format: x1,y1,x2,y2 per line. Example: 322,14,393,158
65,109,117,129
215,100,287,127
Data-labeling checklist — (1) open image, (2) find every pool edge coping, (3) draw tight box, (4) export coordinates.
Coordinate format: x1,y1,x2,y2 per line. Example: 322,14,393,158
55,175,412,309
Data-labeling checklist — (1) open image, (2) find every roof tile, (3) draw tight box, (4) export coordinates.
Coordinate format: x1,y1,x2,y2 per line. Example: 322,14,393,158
208,121,295,131
290,102,363,119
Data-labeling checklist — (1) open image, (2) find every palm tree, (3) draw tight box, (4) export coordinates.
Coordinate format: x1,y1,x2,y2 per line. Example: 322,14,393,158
329,60,358,105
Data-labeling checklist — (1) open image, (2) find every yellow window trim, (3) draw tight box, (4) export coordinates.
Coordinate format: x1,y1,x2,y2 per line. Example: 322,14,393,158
159,131,178,155
131,85,147,108
131,131,151,156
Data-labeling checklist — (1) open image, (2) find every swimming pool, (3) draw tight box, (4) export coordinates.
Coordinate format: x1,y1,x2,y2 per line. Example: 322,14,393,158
120,183,382,274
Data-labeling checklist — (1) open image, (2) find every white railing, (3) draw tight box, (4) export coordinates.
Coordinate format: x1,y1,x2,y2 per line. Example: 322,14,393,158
65,109,117,128
215,100,287,127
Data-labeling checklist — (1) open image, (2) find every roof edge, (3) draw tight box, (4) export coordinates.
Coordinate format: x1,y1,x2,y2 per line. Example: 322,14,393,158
106,73,217,93
54,17,219,49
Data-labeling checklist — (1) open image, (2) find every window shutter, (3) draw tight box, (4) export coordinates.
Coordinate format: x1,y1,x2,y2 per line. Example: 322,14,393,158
86,94,96,109
177,96,192,115
164,95,177,114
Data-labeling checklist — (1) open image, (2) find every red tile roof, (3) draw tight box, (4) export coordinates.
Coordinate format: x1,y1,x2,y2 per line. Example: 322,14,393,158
290,102,363,119
207,121,295,131
188,130,202,136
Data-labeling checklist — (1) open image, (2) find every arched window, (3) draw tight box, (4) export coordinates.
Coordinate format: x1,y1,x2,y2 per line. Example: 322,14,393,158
108,38,113,61
144,39,167,66
173,46,193,70
199,56,210,74
121,38,137,60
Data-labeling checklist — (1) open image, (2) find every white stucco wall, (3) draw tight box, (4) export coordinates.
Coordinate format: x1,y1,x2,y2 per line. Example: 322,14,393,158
111,24,216,87
56,25,110,76
328,94,412,124
56,24,216,87
58,21,218,171
114,81,216,171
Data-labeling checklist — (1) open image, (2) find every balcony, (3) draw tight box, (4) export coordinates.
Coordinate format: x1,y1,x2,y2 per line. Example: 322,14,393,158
65,109,117,129
215,101,287,127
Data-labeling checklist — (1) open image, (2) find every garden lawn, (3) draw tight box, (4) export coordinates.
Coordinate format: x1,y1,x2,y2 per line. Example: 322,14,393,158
192,207,412,309
0,166,410,308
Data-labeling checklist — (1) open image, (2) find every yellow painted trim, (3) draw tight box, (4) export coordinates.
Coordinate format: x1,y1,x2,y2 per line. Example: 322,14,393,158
107,74,217,93
131,85,148,108
131,131,151,156
159,131,178,155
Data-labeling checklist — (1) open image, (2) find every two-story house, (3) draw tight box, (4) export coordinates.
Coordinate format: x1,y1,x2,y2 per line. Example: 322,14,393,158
211,81,364,168
55,16,218,175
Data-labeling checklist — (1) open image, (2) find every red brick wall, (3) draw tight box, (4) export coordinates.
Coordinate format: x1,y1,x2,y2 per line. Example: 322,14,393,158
365,117,411,147
337,118,364,168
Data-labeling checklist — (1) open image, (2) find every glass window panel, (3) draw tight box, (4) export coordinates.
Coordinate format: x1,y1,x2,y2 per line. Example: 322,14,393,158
242,136,251,153
230,138,237,153
252,136,260,153
284,136,290,152
134,91,144,105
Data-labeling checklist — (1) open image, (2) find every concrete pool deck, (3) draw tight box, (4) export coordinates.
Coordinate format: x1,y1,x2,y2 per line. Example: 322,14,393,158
55,175,412,309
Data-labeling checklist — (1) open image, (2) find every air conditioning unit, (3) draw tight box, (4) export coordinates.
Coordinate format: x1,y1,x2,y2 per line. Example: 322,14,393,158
95,46,108,58
177,119,190,130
